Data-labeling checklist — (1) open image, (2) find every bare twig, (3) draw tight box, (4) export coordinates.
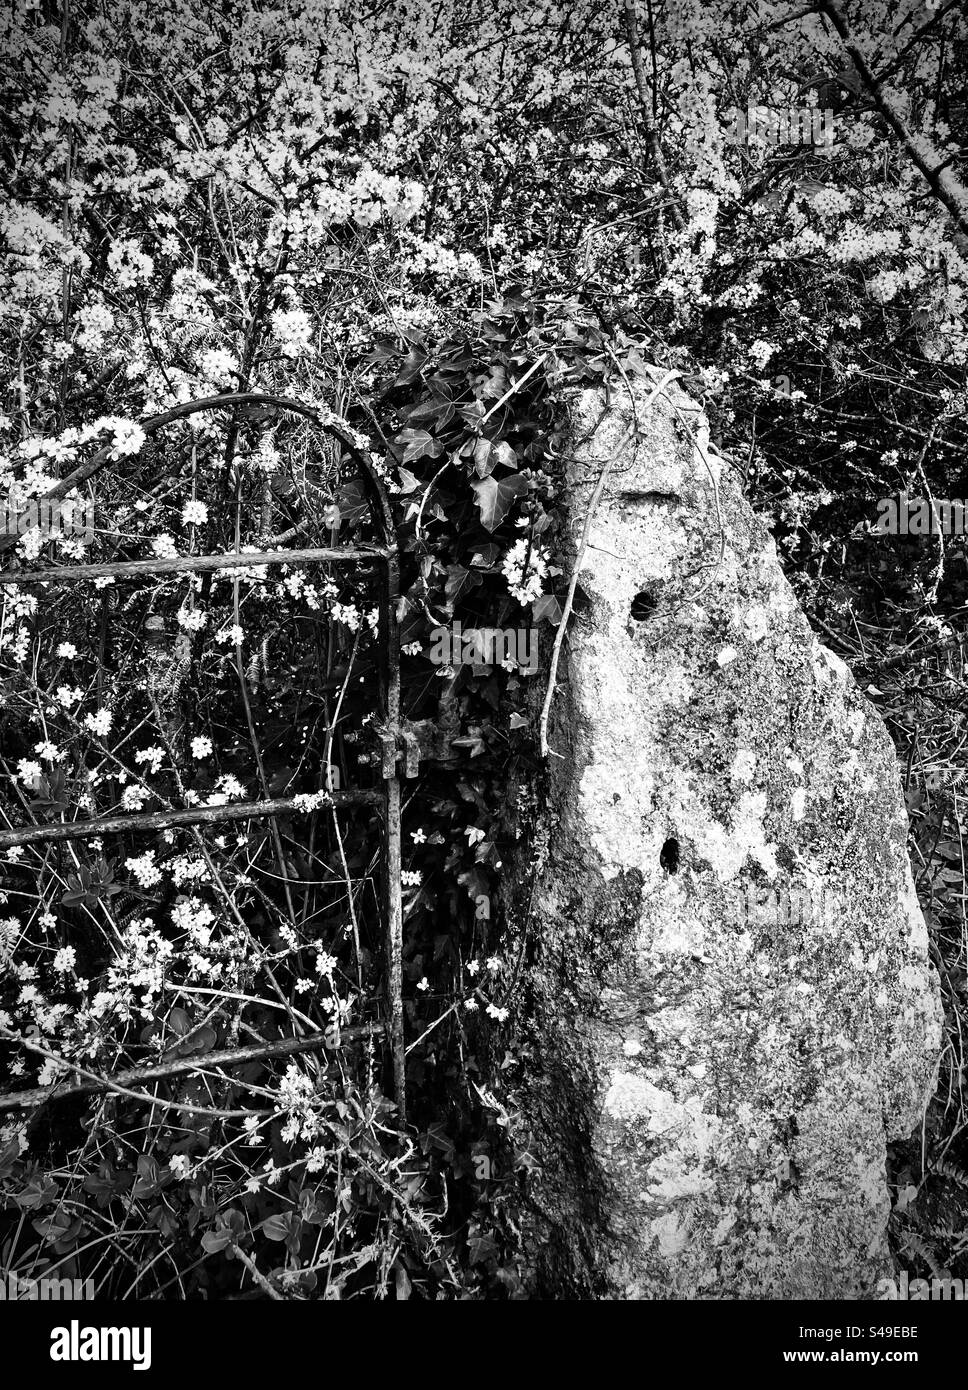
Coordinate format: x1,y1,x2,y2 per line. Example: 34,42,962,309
0,546,390,586
0,788,379,850
231,1244,284,1300
480,351,550,425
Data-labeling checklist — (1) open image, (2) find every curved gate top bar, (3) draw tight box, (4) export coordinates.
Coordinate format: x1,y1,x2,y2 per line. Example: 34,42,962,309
0,390,396,554
0,391,408,1124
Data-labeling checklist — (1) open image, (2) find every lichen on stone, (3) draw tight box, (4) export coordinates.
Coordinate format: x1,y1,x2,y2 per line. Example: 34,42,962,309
519,368,943,1300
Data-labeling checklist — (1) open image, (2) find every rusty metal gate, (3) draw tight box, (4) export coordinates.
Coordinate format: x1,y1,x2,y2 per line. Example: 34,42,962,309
0,392,409,1122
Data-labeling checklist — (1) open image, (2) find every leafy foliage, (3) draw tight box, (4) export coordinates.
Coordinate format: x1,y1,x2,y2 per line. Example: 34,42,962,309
0,0,967,1296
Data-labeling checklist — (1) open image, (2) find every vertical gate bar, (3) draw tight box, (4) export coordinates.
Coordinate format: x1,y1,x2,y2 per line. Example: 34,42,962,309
383,547,406,1126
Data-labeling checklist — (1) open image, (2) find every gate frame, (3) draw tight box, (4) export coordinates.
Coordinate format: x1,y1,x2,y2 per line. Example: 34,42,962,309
0,392,408,1122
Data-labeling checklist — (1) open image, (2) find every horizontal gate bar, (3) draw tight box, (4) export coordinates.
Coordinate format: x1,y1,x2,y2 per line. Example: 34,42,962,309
0,545,393,586
0,788,383,850
0,1021,385,1113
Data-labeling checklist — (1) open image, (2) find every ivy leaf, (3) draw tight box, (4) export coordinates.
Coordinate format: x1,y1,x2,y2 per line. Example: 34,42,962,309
398,428,443,464
533,594,562,625
394,348,427,386
444,564,482,604
469,544,501,568
470,472,529,531
467,1228,498,1266
405,394,455,429
472,438,496,477
490,440,517,470
395,466,420,494
363,337,399,365
451,726,486,756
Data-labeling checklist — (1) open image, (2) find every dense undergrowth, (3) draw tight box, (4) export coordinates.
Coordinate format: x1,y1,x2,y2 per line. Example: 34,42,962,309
1,0,967,1297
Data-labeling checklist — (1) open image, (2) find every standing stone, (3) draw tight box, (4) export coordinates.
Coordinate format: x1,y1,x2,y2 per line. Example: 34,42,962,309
517,365,942,1298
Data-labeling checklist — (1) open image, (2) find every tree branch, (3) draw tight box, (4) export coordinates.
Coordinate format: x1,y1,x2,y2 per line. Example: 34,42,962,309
622,1,686,233
0,787,381,850
817,0,968,241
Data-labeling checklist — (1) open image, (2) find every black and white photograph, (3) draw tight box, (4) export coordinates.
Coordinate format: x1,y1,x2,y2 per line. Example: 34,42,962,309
0,0,965,1362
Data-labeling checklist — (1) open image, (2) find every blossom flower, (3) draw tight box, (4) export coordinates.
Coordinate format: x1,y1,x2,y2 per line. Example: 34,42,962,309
126,851,162,888
134,746,165,773
216,774,245,800
151,533,178,559
108,239,153,288
485,1003,509,1022
190,735,213,759
181,499,208,526
52,947,77,974
76,302,114,351
748,339,777,370
177,608,207,631
56,642,78,659
17,526,44,560
401,870,421,886
199,348,239,382
271,307,313,357
103,418,146,458
16,759,43,786
501,539,548,606
416,976,430,992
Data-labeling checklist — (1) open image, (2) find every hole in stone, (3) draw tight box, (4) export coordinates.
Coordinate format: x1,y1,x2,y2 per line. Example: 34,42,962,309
660,838,680,873
630,590,658,622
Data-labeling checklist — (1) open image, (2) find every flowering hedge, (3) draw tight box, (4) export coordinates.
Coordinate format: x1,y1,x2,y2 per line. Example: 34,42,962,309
0,0,966,1297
